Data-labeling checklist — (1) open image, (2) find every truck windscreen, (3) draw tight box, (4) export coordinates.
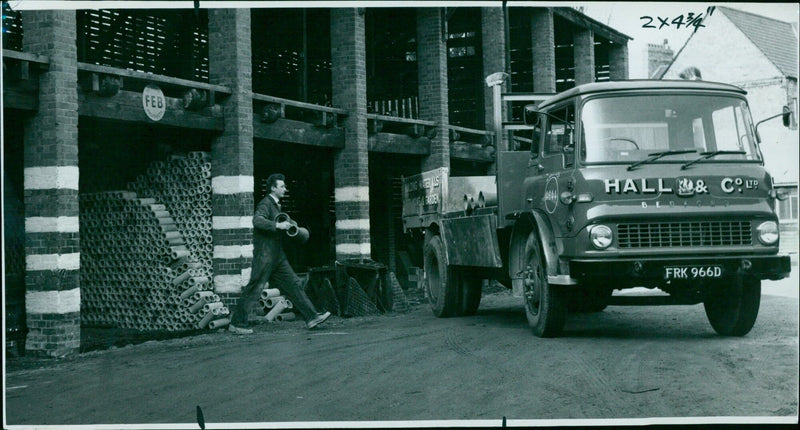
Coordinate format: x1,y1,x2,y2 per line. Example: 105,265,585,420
580,94,760,165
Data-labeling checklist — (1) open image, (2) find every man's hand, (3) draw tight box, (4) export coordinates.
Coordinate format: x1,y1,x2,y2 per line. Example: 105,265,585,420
276,221,293,231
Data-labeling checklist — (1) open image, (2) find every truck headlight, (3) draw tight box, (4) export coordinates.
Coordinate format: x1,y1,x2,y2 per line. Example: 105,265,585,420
589,224,613,249
756,221,779,245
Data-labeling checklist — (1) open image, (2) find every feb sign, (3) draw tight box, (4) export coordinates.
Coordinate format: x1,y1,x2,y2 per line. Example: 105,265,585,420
143,84,166,121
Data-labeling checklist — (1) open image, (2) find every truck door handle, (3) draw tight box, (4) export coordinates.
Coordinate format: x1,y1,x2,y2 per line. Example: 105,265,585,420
527,198,533,203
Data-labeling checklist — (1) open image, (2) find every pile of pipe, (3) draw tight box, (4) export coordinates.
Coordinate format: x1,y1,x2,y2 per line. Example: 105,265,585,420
80,151,226,332
259,288,296,322
127,151,213,280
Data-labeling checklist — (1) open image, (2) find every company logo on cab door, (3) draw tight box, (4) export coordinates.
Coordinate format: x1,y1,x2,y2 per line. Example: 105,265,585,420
604,178,708,195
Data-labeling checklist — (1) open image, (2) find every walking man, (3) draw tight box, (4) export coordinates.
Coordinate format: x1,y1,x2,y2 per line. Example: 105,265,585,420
228,173,330,334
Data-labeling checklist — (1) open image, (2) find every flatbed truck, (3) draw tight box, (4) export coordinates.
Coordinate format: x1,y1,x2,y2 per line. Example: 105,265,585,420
402,75,792,337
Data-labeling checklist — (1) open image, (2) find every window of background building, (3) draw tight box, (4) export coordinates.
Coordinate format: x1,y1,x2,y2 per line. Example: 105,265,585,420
446,8,482,129
77,9,209,82
366,8,418,117
777,188,799,221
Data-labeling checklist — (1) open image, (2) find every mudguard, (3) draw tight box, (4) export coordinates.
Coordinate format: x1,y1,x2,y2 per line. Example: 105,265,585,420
509,211,569,294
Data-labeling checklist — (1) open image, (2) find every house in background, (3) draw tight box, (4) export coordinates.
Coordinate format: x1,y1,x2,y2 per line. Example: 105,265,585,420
661,6,799,256
647,39,673,79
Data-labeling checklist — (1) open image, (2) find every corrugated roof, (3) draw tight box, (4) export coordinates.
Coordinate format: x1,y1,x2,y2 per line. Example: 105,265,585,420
718,6,798,78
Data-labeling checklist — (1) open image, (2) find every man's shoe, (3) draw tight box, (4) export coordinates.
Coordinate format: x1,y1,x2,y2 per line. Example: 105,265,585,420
306,311,331,329
228,324,253,335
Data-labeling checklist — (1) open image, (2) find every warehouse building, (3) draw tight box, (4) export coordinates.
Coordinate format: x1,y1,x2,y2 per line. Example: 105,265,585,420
2,5,630,357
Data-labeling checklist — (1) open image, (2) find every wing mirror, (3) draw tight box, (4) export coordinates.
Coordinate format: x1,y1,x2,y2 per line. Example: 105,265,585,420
524,104,540,126
755,105,794,142
782,105,792,127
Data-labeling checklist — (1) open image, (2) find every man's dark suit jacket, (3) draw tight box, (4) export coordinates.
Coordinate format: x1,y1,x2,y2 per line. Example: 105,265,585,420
250,195,285,283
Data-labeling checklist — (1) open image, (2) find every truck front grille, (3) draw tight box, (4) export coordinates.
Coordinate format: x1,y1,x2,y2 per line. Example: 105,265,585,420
617,221,752,248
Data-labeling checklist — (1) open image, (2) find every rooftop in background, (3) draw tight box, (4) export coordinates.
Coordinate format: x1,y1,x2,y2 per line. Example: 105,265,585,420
716,6,798,78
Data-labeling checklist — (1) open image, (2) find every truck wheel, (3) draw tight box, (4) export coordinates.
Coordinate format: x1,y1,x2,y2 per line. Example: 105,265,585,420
522,231,567,337
459,274,482,316
703,276,760,336
568,286,612,312
424,235,460,317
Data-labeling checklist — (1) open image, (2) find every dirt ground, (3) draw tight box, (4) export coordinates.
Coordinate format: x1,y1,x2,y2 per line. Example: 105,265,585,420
4,273,798,428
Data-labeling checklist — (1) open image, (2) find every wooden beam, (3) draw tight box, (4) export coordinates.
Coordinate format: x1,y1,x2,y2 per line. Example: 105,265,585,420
369,133,430,155
3,84,39,111
78,62,232,97
253,93,348,115
2,50,50,68
501,93,555,102
366,113,436,127
253,117,344,148
450,142,495,162
78,89,224,131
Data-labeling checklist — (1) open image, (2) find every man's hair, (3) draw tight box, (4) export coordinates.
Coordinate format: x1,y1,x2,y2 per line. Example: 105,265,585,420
266,173,285,191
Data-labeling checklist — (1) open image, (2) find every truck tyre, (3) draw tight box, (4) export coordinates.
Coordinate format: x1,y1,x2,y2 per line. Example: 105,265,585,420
568,286,612,313
459,274,482,316
522,230,567,337
703,276,760,336
424,235,460,317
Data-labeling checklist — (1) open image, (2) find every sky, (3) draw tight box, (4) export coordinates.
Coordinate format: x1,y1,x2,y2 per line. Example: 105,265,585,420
6,1,799,79
577,2,800,78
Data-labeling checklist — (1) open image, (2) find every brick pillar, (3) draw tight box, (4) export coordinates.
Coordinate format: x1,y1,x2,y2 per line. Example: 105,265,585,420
208,9,255,308
609,42,629,80
417,8,450,171
331,8,371,260
531,8,556,93
573,28,595,85
482,7,507,131
21,10,80,358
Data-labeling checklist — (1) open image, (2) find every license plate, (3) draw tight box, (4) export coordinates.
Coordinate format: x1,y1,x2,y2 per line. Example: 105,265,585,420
665,265,723,280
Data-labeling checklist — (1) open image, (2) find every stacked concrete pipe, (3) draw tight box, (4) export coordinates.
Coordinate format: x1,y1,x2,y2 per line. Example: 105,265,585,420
258,288,295,322
128,152,213,280
80,152,227,332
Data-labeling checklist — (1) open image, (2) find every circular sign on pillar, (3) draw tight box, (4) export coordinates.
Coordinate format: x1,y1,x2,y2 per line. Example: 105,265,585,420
142,84,166,121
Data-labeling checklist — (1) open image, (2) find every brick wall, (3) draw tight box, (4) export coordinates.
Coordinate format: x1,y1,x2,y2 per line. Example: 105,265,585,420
21,9,81,358
573,29,595,85
647,40,673,79
207,9,255,308
331,9,371,260
417,8,450,171
609,42,629,80
482,7,507,132
530,8,556,94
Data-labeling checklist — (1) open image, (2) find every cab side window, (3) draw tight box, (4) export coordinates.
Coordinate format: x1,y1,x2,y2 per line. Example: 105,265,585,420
544,106,573,154
544,105,575,166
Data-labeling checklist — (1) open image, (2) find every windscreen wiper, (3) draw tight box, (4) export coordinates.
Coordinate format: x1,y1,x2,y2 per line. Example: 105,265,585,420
627,149,697,171
680,150,746,170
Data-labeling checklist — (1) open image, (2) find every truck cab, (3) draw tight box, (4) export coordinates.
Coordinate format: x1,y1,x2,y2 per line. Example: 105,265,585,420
403,79,792,337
